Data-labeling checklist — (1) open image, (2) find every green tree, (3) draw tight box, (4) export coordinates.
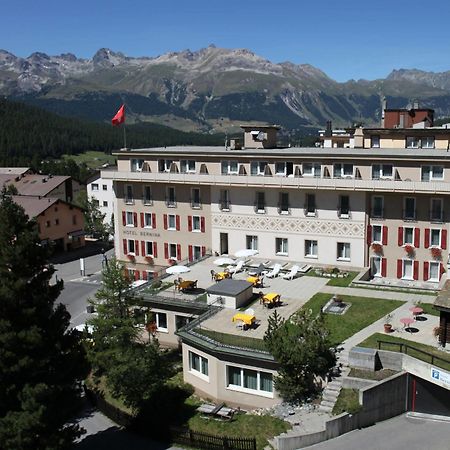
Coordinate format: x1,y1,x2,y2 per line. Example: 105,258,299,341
264,309,336,403
87,258,167,410
76,191,108,241
0,190,88,450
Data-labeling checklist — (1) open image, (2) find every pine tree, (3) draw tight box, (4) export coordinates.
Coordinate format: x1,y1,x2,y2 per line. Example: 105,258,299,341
0,191,88,450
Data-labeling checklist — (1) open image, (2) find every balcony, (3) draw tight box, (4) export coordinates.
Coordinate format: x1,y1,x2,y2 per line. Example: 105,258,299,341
219,200,231,211
190,198,202,209
337,208,352,219
165,198,177,208
277,203,291,215
254,202,266,214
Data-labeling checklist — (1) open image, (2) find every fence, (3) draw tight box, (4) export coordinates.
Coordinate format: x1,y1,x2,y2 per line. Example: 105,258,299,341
171,428,257,450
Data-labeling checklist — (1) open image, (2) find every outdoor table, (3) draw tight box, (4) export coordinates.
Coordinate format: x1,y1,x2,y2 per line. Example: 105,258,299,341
410,306,424,319
179,280,196,291
215,271,230,281
232,313,256,328
262,292,281,307
400,317,414,332
246,276,260,286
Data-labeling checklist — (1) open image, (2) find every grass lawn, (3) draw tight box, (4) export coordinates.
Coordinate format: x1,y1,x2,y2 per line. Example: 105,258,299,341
332,389,362,415
350,285,437,296
348,368,398,381
62,150,116,169
418,302,440,317
142,281,174,294
327,271,358,287
300,293,403,346
358,333,450,372
195,328,268,352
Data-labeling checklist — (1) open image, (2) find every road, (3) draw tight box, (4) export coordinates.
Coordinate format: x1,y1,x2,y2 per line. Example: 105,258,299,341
304,414,450,450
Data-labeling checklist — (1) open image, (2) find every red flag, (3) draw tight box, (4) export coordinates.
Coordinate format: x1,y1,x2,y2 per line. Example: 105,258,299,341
112,104,125,126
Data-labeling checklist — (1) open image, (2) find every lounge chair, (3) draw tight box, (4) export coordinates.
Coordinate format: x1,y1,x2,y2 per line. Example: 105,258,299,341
282,265,300,280
228,260,244,275
298,264,312,273
266,263,282,278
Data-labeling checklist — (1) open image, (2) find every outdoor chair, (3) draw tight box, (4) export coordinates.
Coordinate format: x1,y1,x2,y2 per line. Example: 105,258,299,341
282,265,300,280
298,264,312,273
266,263,282,278
227,260,244,275
210,269,216,281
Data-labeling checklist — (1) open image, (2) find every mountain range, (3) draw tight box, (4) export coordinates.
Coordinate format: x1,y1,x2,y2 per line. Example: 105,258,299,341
1,45,450,133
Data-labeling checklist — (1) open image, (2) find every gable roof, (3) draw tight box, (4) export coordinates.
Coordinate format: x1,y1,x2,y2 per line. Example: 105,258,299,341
0,174,70,197
12,195,60,218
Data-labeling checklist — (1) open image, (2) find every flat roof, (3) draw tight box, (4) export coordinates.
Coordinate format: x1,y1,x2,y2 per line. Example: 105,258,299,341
206,279,253,296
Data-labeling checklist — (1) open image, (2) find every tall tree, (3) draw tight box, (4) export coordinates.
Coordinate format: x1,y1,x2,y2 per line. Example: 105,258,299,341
0,191,88,450
76,191,108,241
264,309,336,403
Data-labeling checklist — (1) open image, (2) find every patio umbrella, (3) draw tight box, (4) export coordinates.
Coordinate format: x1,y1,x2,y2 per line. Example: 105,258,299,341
213,257,236,266
165,265,191,275
234,249,259,258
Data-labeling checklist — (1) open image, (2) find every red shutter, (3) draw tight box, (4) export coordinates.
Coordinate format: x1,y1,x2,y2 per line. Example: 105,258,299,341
367,225,372,245
398,227,403,246
135,240,139,256
382,226,388,245
141,241,146,256
176,244,181,260
122,211,126,226
441,229,447,249
413,260,419,280
176,215,181,231
424,228,430,248
397,259,403,278
381,258,387,277
135,270,140,281
164,243,169,259
188,216,192,231
123,239,127,254
142,271,148,281
414,228,420,248
133,212,138,227
423,261,429,281
152,213,156,229
201,217,205,233
188,245,193,262
163,214,168,230
153,242,158,258
201,246,206,257
140,212,144,228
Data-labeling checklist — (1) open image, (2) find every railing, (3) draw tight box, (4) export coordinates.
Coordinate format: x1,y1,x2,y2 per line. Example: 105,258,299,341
253,202,266,214
165,197,177,208
277,203,291,215
195,328,268,353
219,200,231,211
303,206,317,217
190,199,202,209
337,208,352,219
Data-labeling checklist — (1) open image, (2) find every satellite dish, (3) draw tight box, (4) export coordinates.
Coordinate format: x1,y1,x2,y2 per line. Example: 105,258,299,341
257,131,265,141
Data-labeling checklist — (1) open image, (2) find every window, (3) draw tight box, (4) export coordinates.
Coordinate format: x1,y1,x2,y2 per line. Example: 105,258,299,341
102,184,107,191
303,162,321,177
250,161,268,176
430,198,443,222
403,227,414,245
371,256,382,277
278,192,290,214
337,243,350,260
275,161,294,176
372,196,384,218
125,185,133,204
54,219,59,225
333,163,354,178
168,214,176,230
227,366,273,395
131,158,144,172
422,166,443,181
180,159,196,173
189,351,209,379
169,243,177,259
275,237,288,255
372,164,393,179
72,215,77,225
153,312,168,332
429,261,440,282
192,216,201,232
221,160,238,175
246,235,258,251
145,241,155,256
191,188,201,208
103,201,108,207
403,259,413,280
166,187,176,207
371,135,380,148
143,186,152,205
91,183,99,191
126,211,134,226
338,195,350,218
372,225,382,243
430,229,441,247
144,213,153,228
127,239,135,254
421,137,435,149
255,192,265,213
305,194,316,216
192,245,202,260
219,189,230,211
305,240,318,258
175,315,192,331
403,197,416,220
406,136,420,148
158,159,173,172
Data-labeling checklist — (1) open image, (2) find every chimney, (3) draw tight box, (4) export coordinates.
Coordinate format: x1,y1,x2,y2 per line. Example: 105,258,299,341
354,127,364,148
325,121,332,138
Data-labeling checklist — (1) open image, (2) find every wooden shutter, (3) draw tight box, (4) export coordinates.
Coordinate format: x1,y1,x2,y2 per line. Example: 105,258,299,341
441,229,447,249
397,227,403,246
140,213,144,228
164,243,169,259
367,225,372,245
153,242,158,258
163,214,168,230
424,228,430,248
123,239,127,254
122,211,126,226
397,259,403,278
152,213,156,229
141,241,146,256
176,244,181,260
135,240,139,256
135,270,140,281
142,271,148,281
381,258,387,277
188,245,193,262
176,215,181,231
382,226,388,245
188,216,192,232
201,246,206,257
423,261,429,281
413,260,419,280
414,228,420,248
201,217,205,233
133,212,138,227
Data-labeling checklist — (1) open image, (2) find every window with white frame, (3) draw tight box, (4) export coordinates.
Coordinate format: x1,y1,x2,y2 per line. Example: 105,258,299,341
372,196,384,218
429,261,440,282
371,135,380,148
125,185,133,203
143,185,152,205
305,240,318,258
169,243,177,259
189,351,209,379
305,194,316,216
192,245,201,260
191,188,201,208
144,213,153,228
221,160,238,175
153,312,168,332
131,158,144,172
372,225,382,243
227,365,273,395
91,183,99,191
246,235,258,251
275,237,288,255
145,241,155,256
430,198,443,221
275,161,294,176
403,227,414,245
127,239,135,255
404,197,416,220
125,211,134,226
422,165,443,181
372,164,393,179
333,163,354,178
430,229,441,247
337,243,350,260
158,159,173,172
303,162,321,177
255,192,265,213
168,214,176,230
406,136,420,148
403,259,413,280
175,315,192,331
250,161,268,176
278,192,290,214
421,137,435,149
219,189,230,210
166,187,176,207
180,159,196,173
192,216,201,232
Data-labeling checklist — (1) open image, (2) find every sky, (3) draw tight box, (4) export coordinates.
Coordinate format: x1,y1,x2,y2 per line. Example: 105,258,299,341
2,0,450,81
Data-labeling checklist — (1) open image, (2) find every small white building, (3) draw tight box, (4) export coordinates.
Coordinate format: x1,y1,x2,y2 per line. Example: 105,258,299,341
86,169,115,226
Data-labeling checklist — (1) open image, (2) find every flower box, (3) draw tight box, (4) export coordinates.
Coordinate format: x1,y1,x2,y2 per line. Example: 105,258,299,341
431,247,442,259
404,244,415,255
371,243,383,254
127,253,135,260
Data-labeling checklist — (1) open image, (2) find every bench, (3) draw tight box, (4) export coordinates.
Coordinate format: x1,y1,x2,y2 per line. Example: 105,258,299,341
196,403,235,420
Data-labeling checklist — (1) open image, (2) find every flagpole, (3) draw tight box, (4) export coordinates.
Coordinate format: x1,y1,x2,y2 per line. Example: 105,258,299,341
123,124,127,149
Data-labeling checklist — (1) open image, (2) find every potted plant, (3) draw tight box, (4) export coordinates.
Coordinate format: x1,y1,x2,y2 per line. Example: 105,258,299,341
383,313,393,333
371,242,383,254
333,295,344,306
145,255,153,263
431,247,442,259
404,244,414,255
127,253,135,261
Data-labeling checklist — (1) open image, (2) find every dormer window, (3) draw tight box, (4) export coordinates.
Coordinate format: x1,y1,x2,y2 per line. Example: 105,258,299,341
303,163,321,177
250,161,268,176
221,160,238,175
275,162,294,177
372,164,393,179
421,165,443,181
158,159,173,173
131,159,144,172
333,163,354,178
181,160,196,173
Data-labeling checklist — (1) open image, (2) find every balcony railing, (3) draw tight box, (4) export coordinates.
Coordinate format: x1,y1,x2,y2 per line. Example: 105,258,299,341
142,198,153,206
190,199,202,209
337,208,351,219
165,197,177,208
254,202,266,214
303,206,317,217
277,203,291,215
219,200,231,211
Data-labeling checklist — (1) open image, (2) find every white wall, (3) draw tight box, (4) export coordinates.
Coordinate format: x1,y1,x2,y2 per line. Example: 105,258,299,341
87,174,115,226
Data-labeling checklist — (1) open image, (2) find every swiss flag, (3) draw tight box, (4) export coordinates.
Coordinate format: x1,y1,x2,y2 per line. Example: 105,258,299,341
111,104,125,126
